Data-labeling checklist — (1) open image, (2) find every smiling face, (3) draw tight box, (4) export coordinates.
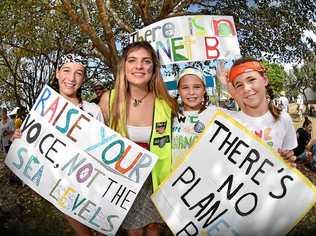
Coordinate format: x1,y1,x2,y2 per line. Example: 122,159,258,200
179,75,205,111
56,62,85,99
94,85,104,98
233,70,268,112
125,47,154,88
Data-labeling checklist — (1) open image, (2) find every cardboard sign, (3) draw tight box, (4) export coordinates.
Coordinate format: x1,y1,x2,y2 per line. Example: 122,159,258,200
130,15,241,65
5,85,157,235
152,110,316,236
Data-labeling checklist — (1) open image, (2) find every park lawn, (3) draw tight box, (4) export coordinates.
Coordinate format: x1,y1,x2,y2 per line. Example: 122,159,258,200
288,103,316,235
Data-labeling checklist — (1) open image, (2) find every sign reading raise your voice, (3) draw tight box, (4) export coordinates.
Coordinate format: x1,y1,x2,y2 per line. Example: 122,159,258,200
5,85,157,235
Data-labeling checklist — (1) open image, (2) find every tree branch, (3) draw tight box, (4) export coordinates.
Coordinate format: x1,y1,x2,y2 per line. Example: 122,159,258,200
95,0,119,72
158,0,173,20
106,0,134,33
133,0,148,25
172,0,199,15
61,0,113,68
80,0,91,24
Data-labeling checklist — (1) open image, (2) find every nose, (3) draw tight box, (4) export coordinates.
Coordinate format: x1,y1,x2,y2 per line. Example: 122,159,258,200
69,71,76,81
243,82,251,91
136,60,144,69
189,87,195,94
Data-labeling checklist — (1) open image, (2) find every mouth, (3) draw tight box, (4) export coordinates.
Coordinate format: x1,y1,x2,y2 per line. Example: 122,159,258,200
64,81,76,88
185,97,199,102
245,93,257,99
132,72,146,77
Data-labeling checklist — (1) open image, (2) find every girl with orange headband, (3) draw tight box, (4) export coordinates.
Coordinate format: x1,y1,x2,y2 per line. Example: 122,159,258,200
217,57,297,162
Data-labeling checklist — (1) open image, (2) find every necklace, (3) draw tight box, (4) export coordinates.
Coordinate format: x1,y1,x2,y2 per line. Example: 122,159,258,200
131,91,150,107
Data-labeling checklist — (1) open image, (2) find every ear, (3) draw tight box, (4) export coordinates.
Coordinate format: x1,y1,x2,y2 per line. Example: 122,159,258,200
55,69,60,80
262,75,269,86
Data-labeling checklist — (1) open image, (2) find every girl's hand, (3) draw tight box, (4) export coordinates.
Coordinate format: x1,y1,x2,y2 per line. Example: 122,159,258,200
216,60,229,87
216,61,245,110
216,61,236,96
10,129,22,141
278,149,296,167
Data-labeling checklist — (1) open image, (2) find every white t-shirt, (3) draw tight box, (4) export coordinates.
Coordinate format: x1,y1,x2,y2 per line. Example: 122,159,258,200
228,110,297,150
0,117,14,148
172,105,217,168
296,96,303,105
81,101,104,123
279,96,289,112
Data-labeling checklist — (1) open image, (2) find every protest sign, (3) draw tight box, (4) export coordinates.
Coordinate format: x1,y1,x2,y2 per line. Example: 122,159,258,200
130,15,241,65
5,85,157,235
152,109,316,236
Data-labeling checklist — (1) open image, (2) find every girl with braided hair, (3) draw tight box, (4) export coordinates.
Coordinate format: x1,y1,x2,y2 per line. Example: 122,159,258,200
217,57,297,163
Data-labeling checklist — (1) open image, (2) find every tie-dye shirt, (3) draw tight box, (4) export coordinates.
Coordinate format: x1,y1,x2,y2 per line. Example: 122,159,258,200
172,105,217,168
228,110,297,150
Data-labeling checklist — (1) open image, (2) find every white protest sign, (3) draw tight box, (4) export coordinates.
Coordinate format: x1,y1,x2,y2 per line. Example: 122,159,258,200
152,109,316,236
5,85,158,235
130,15,241,65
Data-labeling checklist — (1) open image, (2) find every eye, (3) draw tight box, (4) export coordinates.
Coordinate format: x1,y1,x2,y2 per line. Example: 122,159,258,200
249,77,256,82
61,68,70,72
76,71,83,77
126,58,136,63
144,59,153,64
235,83,243,89
193,84,203,89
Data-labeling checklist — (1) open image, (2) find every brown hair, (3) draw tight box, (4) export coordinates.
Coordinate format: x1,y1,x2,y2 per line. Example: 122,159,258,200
110,41,178,135
56,51,87,104
302,116,312,129
177,75,209,114
231,57,281,120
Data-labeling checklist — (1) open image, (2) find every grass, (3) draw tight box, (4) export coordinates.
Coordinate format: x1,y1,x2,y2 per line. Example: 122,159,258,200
287,103,316,235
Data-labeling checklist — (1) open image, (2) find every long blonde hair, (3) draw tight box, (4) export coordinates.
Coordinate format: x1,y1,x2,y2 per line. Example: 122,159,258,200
110,41,178,135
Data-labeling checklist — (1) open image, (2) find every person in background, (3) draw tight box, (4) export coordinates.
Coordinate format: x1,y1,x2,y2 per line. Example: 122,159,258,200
296,94,304,121
224,97,237,111
0,108,14,155
14,107,27,129
294,116,316,171
99,41,178,236
279,91,289,112
90,81,105,104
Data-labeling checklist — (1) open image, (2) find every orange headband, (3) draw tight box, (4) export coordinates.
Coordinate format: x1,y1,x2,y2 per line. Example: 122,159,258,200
229,61,265,81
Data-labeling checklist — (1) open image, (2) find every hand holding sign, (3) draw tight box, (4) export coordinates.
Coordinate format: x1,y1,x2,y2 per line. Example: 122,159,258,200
152,110,316,236
5,85,158,235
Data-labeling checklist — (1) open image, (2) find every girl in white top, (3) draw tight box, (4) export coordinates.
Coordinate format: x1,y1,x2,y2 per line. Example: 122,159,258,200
218,58,297,159
172,67,217,168
173,62,297,169
13,52,103,236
